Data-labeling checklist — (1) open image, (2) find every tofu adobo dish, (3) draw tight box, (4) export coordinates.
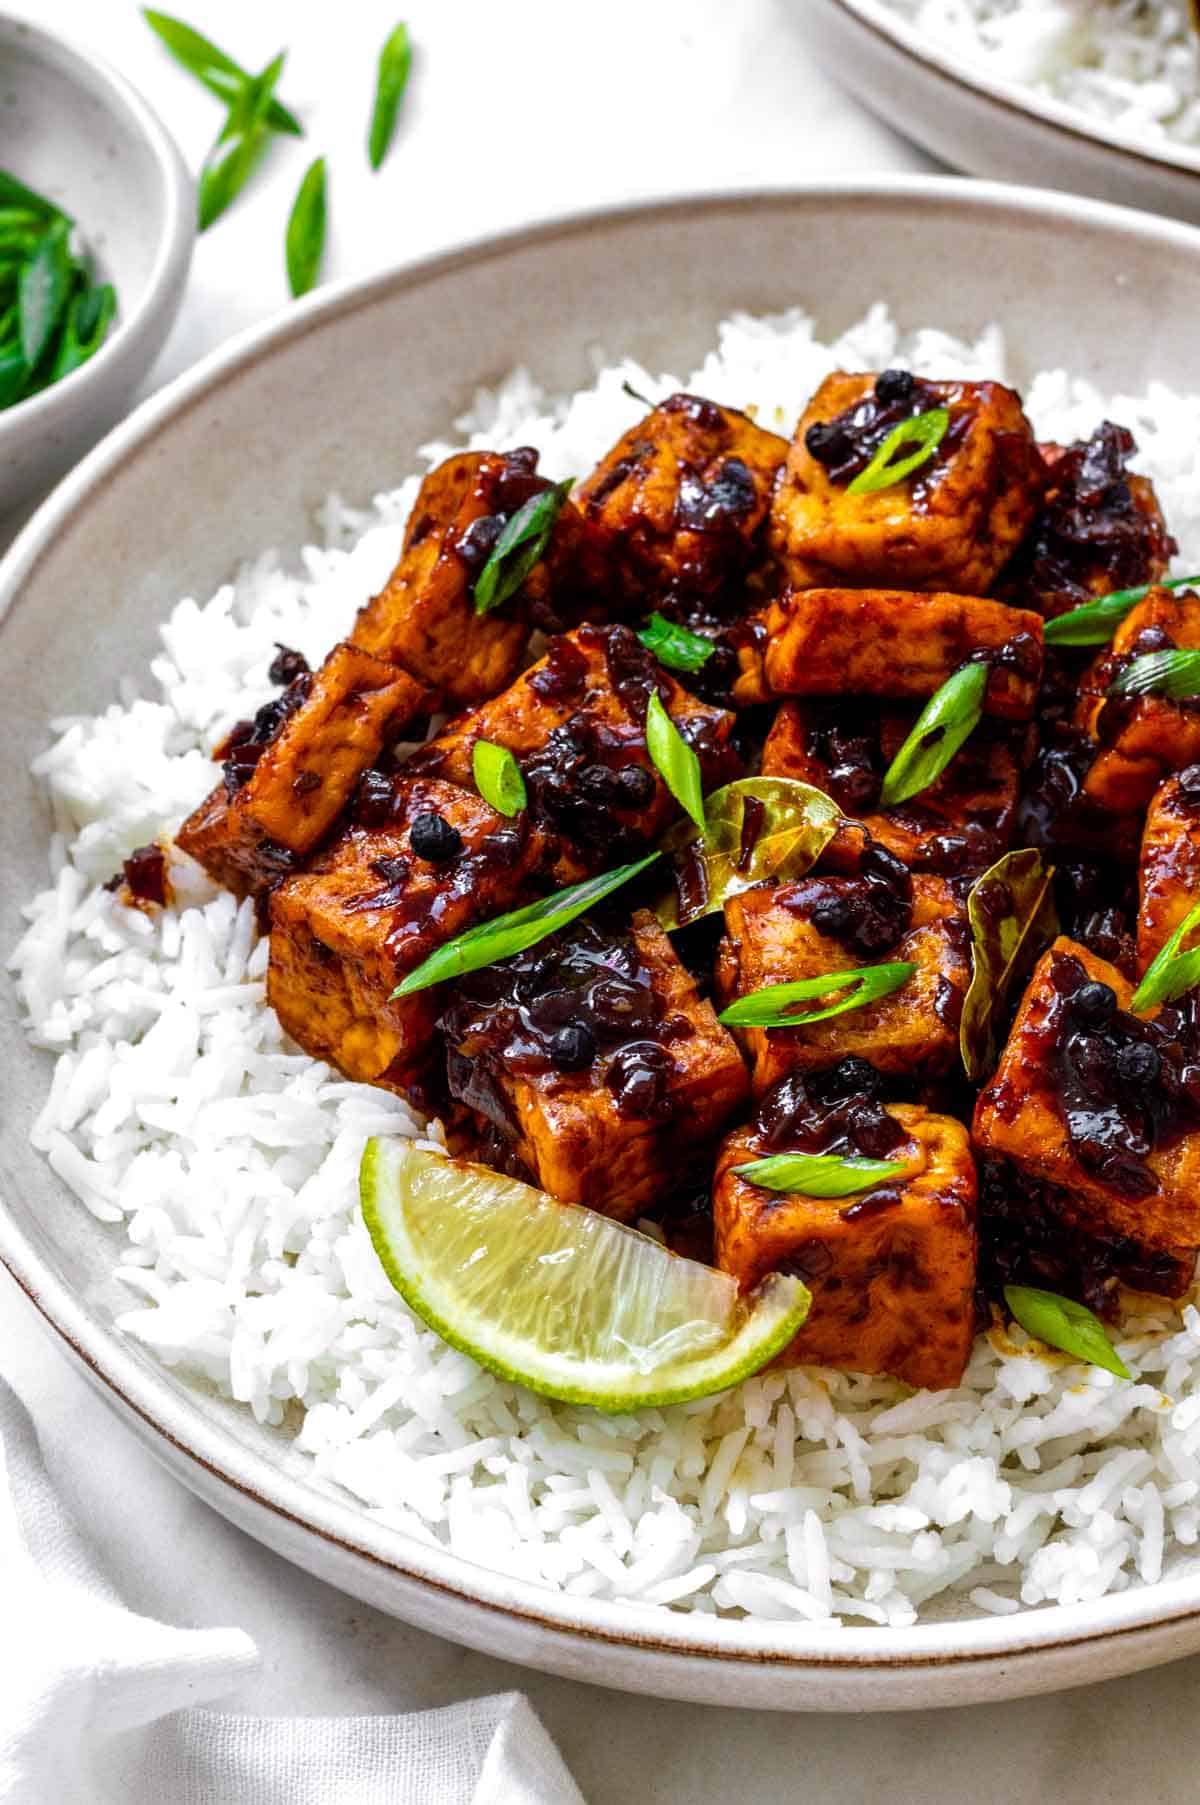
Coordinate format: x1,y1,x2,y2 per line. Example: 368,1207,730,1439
166,366,1200,1395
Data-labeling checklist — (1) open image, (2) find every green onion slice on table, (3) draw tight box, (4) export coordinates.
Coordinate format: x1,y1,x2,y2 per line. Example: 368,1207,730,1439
285,157,327,298
368,23,413,170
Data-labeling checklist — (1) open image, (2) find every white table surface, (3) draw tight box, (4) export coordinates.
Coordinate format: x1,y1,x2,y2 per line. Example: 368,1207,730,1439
3,3,1199,1800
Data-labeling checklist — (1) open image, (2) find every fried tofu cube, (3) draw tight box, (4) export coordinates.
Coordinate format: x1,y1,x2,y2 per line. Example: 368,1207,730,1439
761,698,1021,874
571,392,787,606
439,911,749,1218
999,423,1174,617
176,644,430,897
973,937,1200,1251
716,851,969,1094
714,1098,977,1389
353,449,577,707
1137,770,1200,973
978,1157,1196,1315
408,623,741,877
744,588,1044,719
267,777,547,1092
768,372,1044,593
1076,590,1200,815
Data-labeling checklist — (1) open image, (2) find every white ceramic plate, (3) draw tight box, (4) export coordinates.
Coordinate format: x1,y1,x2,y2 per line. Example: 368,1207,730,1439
5,180,1200,1712
0,11,194,519
804,0,1200,224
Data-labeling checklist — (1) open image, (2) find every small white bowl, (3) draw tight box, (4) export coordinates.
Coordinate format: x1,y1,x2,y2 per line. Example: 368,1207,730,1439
0,12,194,516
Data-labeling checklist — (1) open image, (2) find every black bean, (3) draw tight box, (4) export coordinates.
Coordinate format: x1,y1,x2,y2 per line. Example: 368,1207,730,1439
874,368,916,404
1069,981,1117,1027
548,1024,596,1071
410,812,463,863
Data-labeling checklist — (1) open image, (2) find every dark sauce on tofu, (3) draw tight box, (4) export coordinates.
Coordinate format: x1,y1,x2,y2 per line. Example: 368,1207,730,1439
1002,421,1176,612
778,837,913,957
754,1061,907,1162
439,921,687,1126
1053,858,1136,975
453,447,555,581
343,778,533,954
219,664,314,792
995,950,1200,1200
978,1157,1195,1317
804,369,960,491
526,626,734,861
799,701,1019,875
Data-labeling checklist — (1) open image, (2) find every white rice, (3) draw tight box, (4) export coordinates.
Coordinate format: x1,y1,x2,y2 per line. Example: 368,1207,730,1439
12,304,1200,1628
875,0,1200,151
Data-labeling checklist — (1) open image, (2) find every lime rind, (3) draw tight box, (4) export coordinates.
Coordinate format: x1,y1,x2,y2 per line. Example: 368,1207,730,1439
360,1138,810,1412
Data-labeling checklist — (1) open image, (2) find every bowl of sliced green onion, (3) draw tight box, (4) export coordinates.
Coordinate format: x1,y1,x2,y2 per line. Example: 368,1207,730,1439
0,12,193,518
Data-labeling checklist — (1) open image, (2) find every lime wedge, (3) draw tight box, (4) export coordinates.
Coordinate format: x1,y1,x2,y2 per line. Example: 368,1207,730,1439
360,1138,810,1411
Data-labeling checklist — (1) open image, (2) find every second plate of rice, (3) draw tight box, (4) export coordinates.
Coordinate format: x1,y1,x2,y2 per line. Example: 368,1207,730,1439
805,0,1200,225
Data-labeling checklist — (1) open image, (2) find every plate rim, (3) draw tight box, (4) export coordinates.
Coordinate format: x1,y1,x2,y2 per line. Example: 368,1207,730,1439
6,176,1200,1678
817,0,1200,183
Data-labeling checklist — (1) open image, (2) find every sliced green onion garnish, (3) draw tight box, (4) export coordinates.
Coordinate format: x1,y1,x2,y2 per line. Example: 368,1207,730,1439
472,739,527,817
718,961,915,1030
1106,648,1200,701
637,612,716,675
879,662,988,807
367,22,413,171
732,1153,907,1198
473,478,572,616
391,853,659,997
285,156,326,298
1043,575,1200,648
1004,1285,1130,1379
645,691,705,830
846,407,950,496
1131,897,1200,1013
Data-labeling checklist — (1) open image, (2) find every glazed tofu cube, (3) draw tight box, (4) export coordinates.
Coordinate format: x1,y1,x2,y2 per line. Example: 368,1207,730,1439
439,912,749,1219
353,449,578,707
714,1095,977,1390
768,371,1044,593
973,937,1200,1251
407,624,741,878
715,848,969,1094
741,588,1044,719
267,777,547,1092
1137,770,1200,972
176,644,431,897
761,698,1022,874
1076,590,1200,816
999,423,1174,617
978,1157,1196,1314
571,392,787,606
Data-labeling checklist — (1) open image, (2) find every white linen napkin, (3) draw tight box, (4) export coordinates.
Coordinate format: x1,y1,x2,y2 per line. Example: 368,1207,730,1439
0,1378,586,1805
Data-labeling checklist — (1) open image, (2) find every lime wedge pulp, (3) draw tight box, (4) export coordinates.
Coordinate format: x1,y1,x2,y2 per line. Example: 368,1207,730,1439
360,1138,810,1412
